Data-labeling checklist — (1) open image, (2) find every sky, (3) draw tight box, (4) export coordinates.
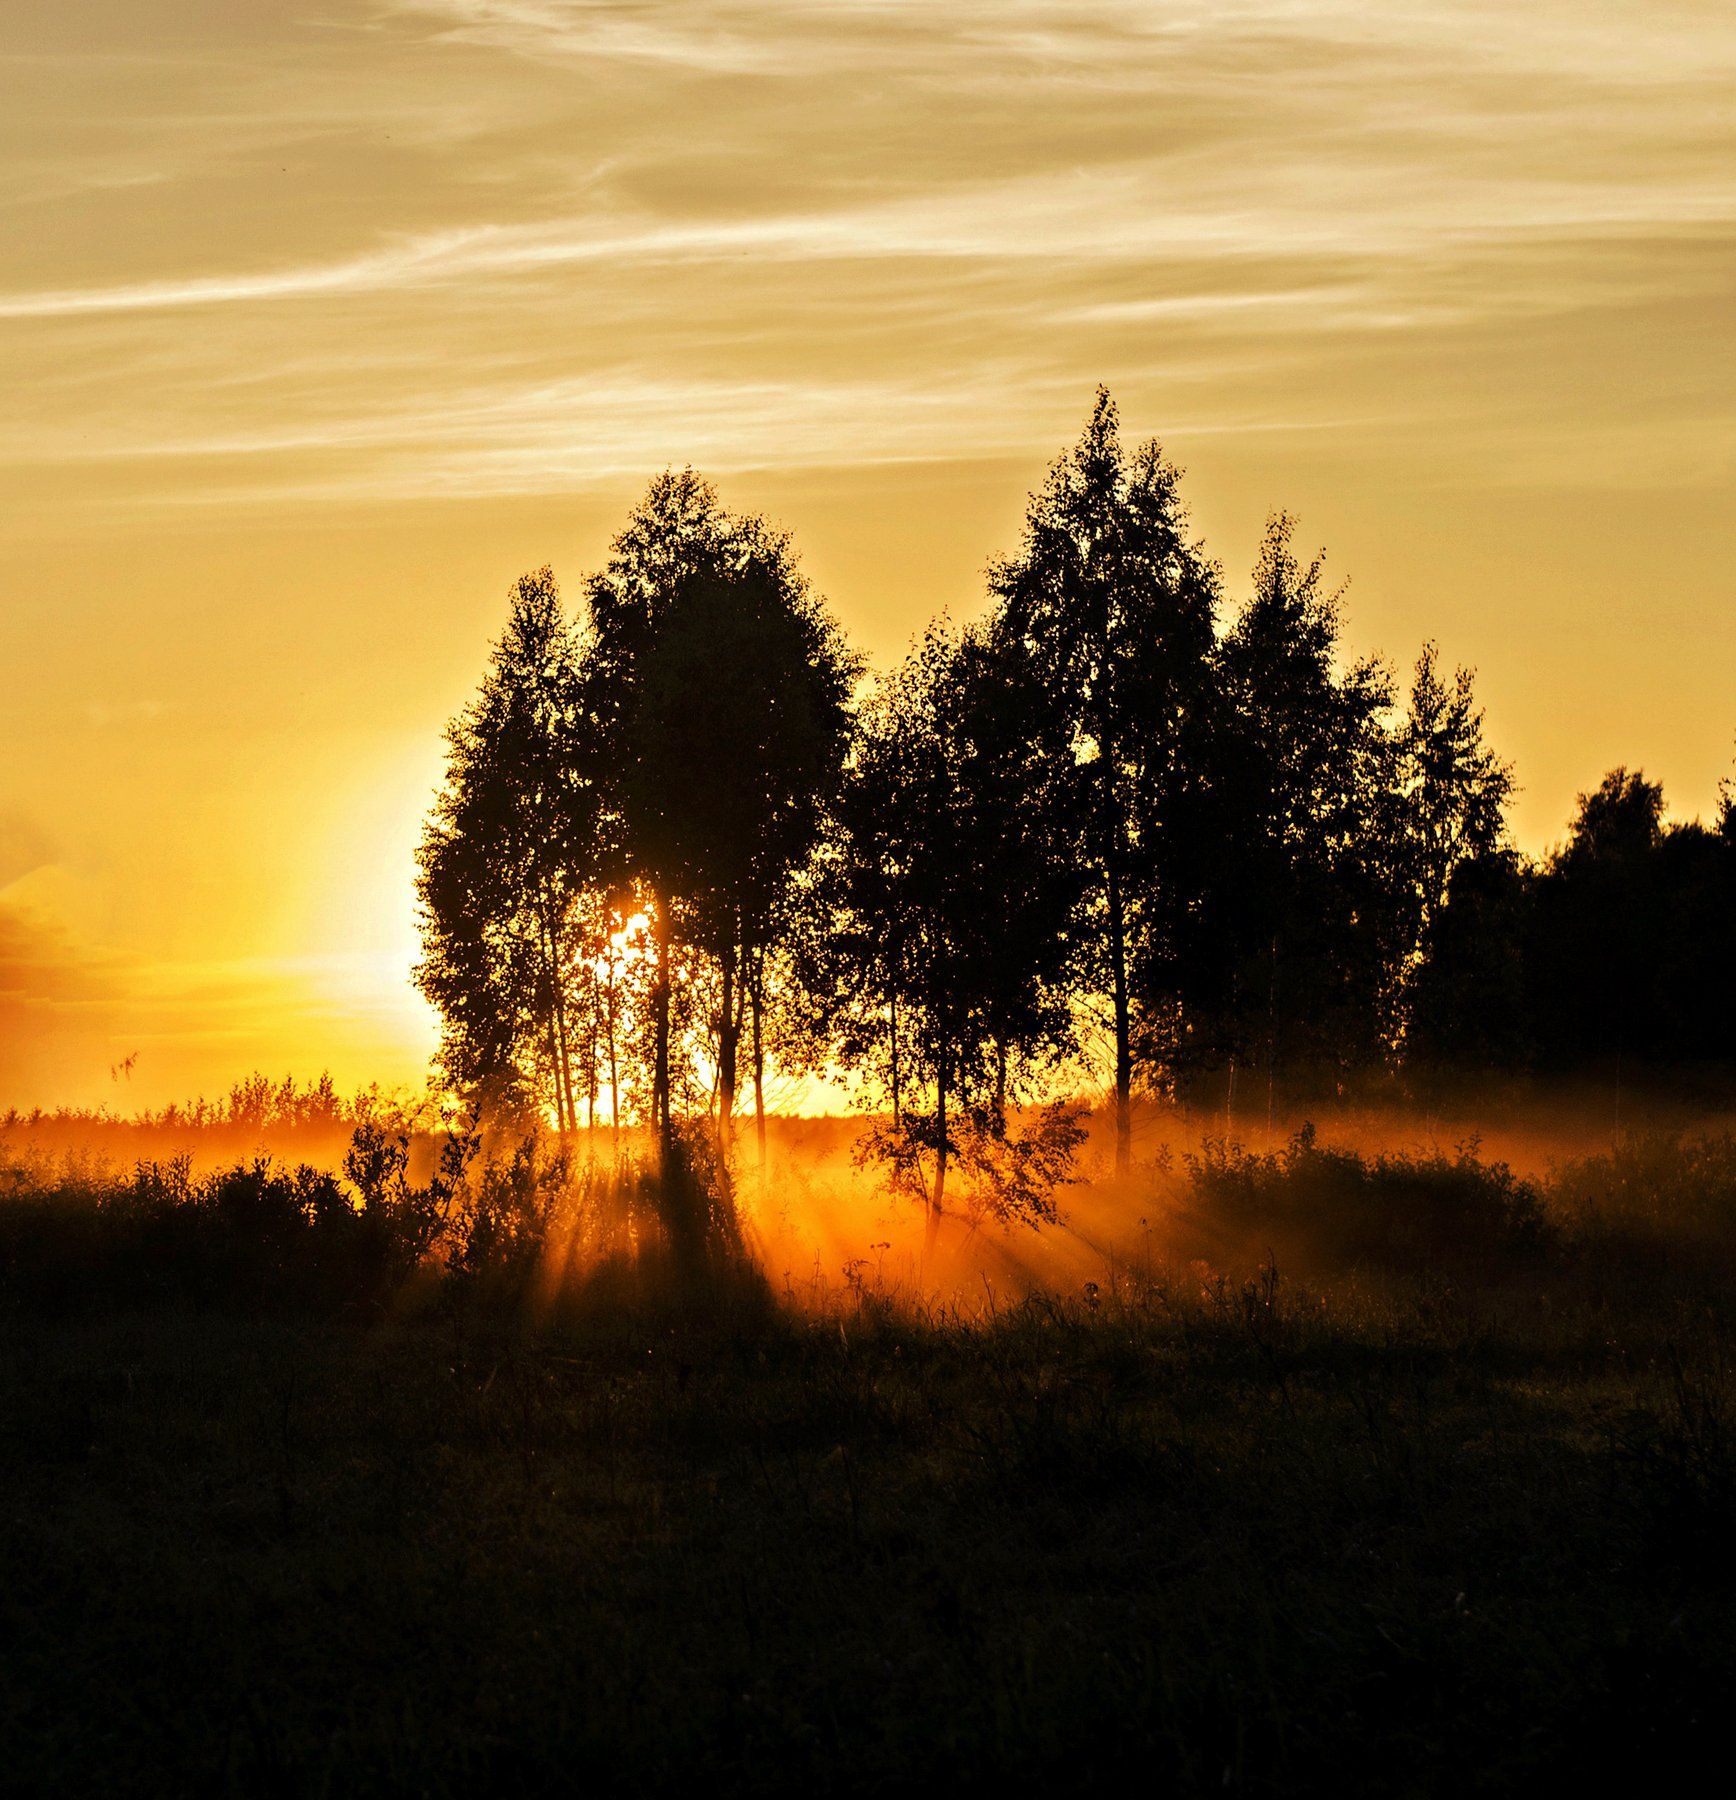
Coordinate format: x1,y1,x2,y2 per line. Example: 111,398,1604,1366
1,0,1733,1110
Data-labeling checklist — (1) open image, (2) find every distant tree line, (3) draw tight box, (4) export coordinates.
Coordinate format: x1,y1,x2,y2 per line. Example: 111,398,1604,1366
1410,765,1736,1081
415,390,1735,1233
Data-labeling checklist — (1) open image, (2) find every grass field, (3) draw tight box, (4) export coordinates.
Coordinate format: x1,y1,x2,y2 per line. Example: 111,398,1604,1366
3,1116,1734,1793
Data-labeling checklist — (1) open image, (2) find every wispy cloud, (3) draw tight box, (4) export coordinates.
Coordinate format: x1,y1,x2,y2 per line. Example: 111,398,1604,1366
0,228,508,320
6,145,1731,328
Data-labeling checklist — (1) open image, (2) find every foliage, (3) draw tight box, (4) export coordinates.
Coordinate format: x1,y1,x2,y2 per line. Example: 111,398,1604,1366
415,567,603,1129
1174,1125,1551,1275
1389,642,1514,960
0,1131,461,1315
1203,512,1397,1077
583,471,859,1146
1550,1130,1736,1277
1411,765,1736,1076
814,622,1085,1239
986,387,1221,1166
856,1099,1088,1230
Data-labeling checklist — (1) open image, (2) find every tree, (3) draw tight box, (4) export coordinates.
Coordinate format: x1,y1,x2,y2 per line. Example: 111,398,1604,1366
582,471,857,1159
415,568,605,1130
1386,643,1514,1048
1209,513,1396,1093
1404,848,1533,1075
1557,766,1664,866
1409,755,1736,1082
987,389,1220,1172
1524,768,1736,1074
949,627,1085,1115
814,624,1083,1263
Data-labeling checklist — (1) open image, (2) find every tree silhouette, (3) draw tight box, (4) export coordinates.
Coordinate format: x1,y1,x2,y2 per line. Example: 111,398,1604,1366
1407,759,1735,1082
415,568,603,1130
813,623,1083,1261
1405,846,1533,1075
1386,643,1513,1047
413,399,1733,1259
1528,770,1670,1075
582,471,857,1159
987,389,1220,1172
1210,512,1395,1093
1558,766,1664,865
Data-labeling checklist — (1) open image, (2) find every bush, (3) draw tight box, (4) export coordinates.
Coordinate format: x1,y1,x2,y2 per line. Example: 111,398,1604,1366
0,1117,766,1320
1549,1130,1736,1279
1173,1125,1553,1276
0,1132,461,1316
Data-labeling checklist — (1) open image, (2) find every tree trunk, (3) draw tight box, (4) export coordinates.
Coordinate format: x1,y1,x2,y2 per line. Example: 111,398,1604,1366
717,932,740,1150
1266,936,1278,1142
538,895,576,1141
652,897,673,1166
1107,856,1132,1175
606,968,620,1159
553,985,576,1144
749,950,766,1172
586,1014,597,1135
543,1006,566,1136
924,1056,948,1269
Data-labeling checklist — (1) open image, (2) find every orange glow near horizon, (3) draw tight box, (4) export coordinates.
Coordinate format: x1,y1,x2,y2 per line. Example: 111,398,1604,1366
2,1,1734,1111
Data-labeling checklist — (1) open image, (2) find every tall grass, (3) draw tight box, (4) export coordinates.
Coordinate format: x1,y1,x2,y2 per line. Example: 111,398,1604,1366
5,1110,1735,1321
1169,1125,1552,1277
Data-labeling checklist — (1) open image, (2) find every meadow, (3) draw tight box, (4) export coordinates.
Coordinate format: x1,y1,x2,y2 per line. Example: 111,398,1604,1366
3,1091,1734,1794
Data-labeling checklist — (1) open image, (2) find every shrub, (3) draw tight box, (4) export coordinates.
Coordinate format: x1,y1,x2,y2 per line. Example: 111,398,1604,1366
0,1129,465,1316
1173,1125,1553,1276
1549,1130,1736,1278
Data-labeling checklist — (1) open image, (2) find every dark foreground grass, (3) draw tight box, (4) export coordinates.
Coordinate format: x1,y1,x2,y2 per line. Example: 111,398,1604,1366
4,1269,1732,1797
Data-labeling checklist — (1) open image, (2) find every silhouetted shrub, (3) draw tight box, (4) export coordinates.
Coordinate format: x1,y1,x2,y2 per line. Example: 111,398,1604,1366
1551,1131,1736,1279
445,1133,569,1299
1174,1125,1553,1275
0,1130,461,1316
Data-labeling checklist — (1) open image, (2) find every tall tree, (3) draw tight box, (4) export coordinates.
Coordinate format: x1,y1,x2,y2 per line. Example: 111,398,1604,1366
1385,643,1513,1049
951,627,1084,1116
1209,514,1395,1088
1411,757,1736,1080
1404,847,1534,1076
814,624,1082,1262
415,568,604,1129
582,471,857,1157
1527,769,1673,1074
987,389,1220,1171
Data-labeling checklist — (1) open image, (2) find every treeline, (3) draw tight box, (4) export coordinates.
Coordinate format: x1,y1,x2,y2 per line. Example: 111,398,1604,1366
2,1073,364,1138
1413,766,1736,1078
0,1073,388,1168
417,389,1735,1226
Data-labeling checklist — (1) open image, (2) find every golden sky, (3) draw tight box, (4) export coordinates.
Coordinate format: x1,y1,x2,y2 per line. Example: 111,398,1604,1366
2,0,1733,1109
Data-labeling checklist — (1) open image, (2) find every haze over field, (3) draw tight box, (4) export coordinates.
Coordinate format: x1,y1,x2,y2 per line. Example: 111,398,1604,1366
3,0,1734,1108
